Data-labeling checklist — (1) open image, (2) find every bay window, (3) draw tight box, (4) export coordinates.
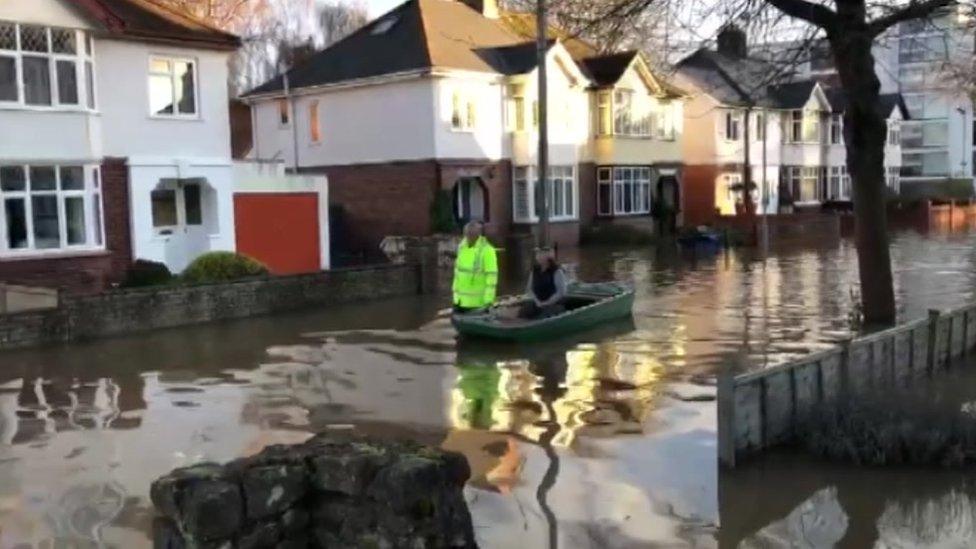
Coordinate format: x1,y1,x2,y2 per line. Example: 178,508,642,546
830,114,843,144
613,89,651,137
513,166,577,223
656,101,675,140
0,21,94,109
149,56,197,117
828,166,851,199
1,164,103,254
787,109,821,143
887,121,901,146
597,166,652,216
597,91,611,136
782,166,823,203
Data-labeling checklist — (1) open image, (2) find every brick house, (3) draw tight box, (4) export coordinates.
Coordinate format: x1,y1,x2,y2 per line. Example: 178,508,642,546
0,0,240,293
243,0,684,254
673,26,905,225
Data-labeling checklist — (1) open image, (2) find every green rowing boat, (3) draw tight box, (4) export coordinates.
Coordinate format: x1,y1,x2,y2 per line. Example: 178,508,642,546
451,282,635,342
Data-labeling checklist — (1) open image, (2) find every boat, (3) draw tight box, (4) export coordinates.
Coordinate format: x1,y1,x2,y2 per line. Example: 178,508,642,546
452,282,635,342
678,226,723,247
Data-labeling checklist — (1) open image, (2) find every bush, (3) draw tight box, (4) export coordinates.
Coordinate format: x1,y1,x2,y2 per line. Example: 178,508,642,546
123,259,173,288
799,392,976,467
181,252,268,284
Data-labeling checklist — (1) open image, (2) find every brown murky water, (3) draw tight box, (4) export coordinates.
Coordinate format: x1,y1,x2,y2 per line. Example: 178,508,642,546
2,230,976,547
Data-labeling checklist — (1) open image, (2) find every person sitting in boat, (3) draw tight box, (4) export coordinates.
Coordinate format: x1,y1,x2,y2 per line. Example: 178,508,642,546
453,220,498,314
520,247,568,319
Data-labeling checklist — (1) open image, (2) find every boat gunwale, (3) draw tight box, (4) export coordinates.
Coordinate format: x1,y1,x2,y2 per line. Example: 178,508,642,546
454,283,635,333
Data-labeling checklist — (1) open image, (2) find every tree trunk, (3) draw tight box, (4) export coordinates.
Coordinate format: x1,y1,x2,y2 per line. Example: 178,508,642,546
830,23,896,326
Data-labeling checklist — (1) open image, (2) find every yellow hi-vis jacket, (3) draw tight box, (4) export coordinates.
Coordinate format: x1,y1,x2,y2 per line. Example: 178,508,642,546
453,236,498,309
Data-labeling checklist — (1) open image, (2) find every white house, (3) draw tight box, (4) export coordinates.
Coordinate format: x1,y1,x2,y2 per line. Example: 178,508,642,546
674,26,905,225
243,0,685,252
0,0,240,292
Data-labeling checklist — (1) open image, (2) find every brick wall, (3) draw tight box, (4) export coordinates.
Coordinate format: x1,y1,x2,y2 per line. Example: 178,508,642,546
305,160,438,253
0,158,132,294
438,159,512,242
0,264,421,350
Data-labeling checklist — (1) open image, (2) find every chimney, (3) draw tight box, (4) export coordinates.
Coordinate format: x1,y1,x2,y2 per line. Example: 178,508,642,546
459,0,499,19
717,24,748,58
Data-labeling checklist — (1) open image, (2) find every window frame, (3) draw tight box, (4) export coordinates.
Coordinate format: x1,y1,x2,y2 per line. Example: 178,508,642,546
512,165,578,223
148,55,200,120
597,166,653,217
830,113,843,145
0,22,94,111
277,98,290,127
723,110,742,142
450,89,476,132
0,163,104,256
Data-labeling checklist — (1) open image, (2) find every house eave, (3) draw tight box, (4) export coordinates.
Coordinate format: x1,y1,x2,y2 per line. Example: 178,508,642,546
241,69,433,102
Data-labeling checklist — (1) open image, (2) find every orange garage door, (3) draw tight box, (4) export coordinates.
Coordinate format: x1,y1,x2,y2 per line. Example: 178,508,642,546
234,193,321,275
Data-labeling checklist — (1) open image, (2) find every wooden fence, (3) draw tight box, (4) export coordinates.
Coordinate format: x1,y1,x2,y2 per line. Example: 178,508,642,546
718,303,976,468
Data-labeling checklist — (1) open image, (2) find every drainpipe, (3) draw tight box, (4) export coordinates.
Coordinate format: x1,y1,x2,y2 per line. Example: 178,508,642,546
284,71,300,173
742,105,753,216
761,109,769,253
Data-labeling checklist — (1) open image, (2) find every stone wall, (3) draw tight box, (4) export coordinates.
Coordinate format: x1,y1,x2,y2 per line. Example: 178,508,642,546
151,433,476,548
0,264,420,351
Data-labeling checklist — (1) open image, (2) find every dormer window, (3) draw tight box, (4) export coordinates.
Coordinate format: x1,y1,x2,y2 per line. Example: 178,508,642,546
0,21,94,109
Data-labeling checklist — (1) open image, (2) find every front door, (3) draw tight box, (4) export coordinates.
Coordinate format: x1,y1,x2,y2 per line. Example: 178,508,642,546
151,179,209,271
657,176,679,235
453,177,486,225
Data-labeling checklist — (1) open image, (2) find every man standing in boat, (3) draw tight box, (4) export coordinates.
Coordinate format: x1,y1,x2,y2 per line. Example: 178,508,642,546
453,221,498,314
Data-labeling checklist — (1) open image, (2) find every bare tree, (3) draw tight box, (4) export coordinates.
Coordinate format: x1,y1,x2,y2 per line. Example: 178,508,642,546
589,0,970,325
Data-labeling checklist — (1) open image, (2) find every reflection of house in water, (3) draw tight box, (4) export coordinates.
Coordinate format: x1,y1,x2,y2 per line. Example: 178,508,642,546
0,376,142,446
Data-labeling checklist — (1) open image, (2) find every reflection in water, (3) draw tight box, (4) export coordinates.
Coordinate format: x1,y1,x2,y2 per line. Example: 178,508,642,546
2,233,976,546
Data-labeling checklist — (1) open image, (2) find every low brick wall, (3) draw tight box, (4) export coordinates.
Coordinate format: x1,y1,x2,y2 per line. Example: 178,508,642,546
718,303,976,468
151,433,476,548
0,264,421,350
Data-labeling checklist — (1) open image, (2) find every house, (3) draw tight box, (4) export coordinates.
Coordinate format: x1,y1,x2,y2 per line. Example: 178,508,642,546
243,0,684,253
674,26,905,225
0,0,240,293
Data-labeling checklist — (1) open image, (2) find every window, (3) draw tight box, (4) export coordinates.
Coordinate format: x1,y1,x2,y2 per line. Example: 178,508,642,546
903,93,947,119
149,57,197,117
787,110,821,143
899,35,949,63
512,166,578,222
888,121,901,146
278,98,290,125
656,101,675,140
597,91,611,136
597,167,652,216
886,167,901,192
505,84,525,132
830,114,843,144
0,22,92,108
828,166,851,199
613,89,651,137
309,100,321,143
151,189,178,227
723,110,742,141
902,151,949,176
782,166,823,203
755,112,766,141
0,164,102,253
721,173,743,205
184,183,202,225
451,90,476,131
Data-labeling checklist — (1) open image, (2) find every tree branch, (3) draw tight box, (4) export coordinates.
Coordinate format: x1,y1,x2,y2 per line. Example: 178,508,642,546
868,0,956,35
763,0,838,28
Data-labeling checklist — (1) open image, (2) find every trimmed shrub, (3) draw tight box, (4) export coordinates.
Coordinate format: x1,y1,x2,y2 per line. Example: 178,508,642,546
181,252,268,284
123,259,174,288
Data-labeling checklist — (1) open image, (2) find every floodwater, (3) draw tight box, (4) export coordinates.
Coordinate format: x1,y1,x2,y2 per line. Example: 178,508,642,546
3,230,976,547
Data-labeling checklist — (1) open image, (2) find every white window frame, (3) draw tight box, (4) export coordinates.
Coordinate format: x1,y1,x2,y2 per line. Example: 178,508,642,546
754,111,766,141
723,110,742,141
597,91,612,136
512,165,578,223
0,163,105,256
656,101,675,141
828,165,851,200
148,55,199,119
887,121,901,146
450,89,476,132
613,88,651,138
722,172,743,204
598,166,652,216
0,22,93,111
830,113,843,144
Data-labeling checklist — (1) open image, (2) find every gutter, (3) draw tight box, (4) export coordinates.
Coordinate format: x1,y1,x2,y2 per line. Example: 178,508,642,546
241,69,432,103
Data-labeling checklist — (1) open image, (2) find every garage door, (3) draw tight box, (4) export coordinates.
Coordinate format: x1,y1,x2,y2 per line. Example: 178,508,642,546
234,193,321,275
